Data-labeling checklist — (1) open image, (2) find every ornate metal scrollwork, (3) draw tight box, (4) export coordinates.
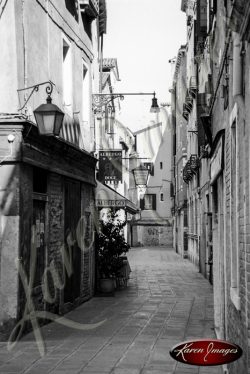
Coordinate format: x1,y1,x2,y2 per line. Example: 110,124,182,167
92,94,124,113
17,81,54,111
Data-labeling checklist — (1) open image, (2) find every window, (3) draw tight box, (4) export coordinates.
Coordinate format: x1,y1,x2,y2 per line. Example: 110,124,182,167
82,60,90,125
81,11,93,40
63,38,72,115
144,162,154,176
140,194,156,211
65,0,79,21
160,193,164,202
160,162,163,169
33,167,47,193
207,0,217,33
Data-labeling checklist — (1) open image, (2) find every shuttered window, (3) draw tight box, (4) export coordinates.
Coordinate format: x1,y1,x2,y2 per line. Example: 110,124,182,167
140,194,156,211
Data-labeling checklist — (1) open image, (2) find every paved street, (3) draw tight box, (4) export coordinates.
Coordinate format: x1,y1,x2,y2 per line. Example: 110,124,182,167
0,247,222,374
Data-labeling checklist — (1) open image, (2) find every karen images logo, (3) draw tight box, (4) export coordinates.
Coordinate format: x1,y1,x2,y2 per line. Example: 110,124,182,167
170,339,243,366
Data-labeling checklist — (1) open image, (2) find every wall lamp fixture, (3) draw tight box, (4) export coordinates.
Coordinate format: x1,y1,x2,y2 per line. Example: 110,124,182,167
17,81,64,136
92,92,160,113
132,164,150,199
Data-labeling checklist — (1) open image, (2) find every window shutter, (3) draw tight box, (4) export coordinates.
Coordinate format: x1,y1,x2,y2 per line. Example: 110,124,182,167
152,194,156,210
170,182,174,197
151,164,154,176
140,198,145,210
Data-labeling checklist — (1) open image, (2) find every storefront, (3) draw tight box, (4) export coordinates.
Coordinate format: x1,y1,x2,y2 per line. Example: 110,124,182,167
0,120,97,336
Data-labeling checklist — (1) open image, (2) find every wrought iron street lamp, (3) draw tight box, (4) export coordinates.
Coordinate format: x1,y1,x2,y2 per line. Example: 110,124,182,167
132,165,150,188
18,81,65,137
92,92,160,113
132,164,150,200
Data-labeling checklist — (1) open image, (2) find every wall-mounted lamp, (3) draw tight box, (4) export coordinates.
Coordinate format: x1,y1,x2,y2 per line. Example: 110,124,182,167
150,92,160,113
17,81,64,137
92,91,160,113
132,165,150,188
7,134,15,143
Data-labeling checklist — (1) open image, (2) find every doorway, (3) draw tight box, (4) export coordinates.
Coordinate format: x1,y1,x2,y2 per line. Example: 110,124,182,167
64,179,81,303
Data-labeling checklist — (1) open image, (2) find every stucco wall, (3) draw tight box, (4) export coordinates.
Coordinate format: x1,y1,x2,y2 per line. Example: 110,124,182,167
0,0,98,152
132,224,173,247
0,164,20,331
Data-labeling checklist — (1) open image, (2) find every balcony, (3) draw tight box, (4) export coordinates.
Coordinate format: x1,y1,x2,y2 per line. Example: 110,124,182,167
189,76,197,98
183,154,199,184
182,91,194,120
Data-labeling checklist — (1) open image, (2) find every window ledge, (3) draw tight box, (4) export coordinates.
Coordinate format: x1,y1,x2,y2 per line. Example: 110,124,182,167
230,287,241,311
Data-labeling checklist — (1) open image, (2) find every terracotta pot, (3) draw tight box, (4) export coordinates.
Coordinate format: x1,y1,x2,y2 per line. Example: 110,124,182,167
99,278,116,293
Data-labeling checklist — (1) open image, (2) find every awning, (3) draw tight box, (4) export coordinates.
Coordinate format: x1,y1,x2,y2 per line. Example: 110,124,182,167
95,181,138,215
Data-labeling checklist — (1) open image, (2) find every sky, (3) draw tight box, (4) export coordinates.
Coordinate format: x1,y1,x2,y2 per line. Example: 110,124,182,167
103,0,186,131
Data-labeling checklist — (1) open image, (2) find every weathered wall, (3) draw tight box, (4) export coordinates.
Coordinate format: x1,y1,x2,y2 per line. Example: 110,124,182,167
210,1,250,371
0,164,20,336
0,0,98,152
132,224,173,247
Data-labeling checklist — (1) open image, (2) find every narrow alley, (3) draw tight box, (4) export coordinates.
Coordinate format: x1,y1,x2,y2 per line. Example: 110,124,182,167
0,247,222,374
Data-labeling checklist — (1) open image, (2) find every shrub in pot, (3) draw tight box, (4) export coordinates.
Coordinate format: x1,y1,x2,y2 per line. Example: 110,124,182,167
96,210,130,293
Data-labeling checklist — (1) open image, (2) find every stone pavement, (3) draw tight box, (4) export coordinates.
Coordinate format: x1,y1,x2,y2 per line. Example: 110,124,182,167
0,247,223,374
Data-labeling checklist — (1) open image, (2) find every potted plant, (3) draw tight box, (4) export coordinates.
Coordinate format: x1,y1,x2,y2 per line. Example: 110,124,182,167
96,210,130,293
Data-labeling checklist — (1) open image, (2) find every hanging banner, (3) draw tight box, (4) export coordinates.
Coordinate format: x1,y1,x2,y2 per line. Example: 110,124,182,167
99,151,122,183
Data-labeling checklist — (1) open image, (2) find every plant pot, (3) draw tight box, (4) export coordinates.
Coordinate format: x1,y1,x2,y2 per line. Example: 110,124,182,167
99,278,116,293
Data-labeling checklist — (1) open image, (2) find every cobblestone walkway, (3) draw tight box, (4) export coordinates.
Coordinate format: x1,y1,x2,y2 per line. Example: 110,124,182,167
0,247,222,374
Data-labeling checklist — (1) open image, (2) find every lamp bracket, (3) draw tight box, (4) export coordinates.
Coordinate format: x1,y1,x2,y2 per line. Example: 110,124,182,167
92,92,156,113
17,81,55,111
92,94,124,113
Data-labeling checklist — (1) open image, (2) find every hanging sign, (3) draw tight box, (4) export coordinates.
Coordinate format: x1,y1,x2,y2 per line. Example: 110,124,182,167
99,151,122,183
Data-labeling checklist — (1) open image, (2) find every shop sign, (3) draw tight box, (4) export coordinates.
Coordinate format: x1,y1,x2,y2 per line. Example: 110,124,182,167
96,199,125,207
99,151,122,183
210,136,224,184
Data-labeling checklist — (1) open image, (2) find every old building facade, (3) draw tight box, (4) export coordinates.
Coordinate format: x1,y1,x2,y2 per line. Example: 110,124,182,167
131,118,173,247
172,0,250,372
171,45,188,257
0,0,105,338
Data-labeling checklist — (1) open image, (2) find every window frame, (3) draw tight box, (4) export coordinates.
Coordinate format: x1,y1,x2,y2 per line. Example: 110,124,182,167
140,194,156,211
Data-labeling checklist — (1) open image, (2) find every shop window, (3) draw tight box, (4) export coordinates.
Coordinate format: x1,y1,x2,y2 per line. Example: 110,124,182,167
140,194,156,211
